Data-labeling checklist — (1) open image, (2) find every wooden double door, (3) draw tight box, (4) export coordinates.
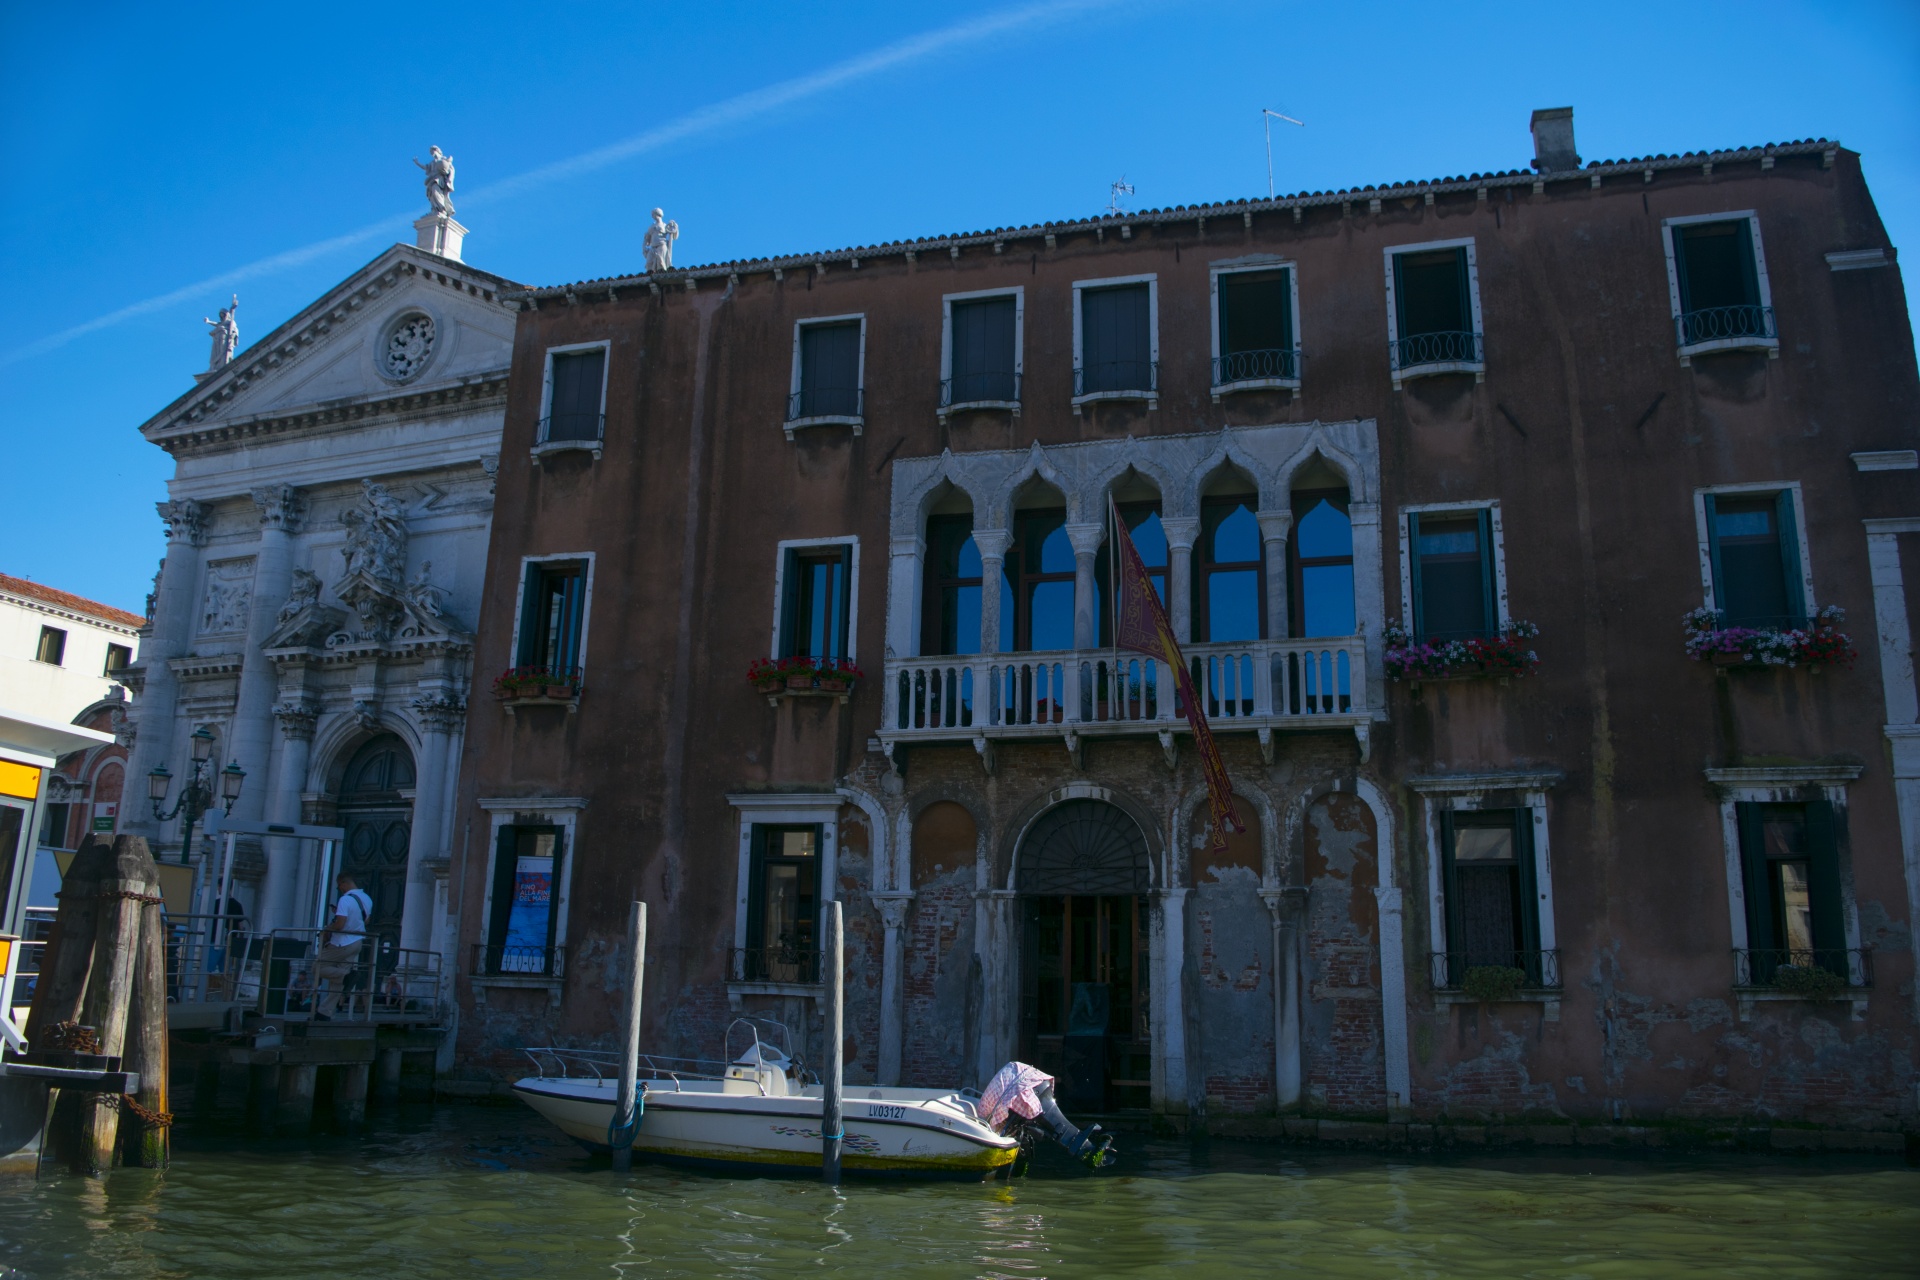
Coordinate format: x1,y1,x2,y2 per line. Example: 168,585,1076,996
1020,894,1151,1113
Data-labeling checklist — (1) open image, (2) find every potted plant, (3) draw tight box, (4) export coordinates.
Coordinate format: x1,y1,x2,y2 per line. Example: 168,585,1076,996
815,658,864,693
542,669,581,700
1683,605,1856,671
746,658,784,694
778,656,820,691
1383,620,1541,682
1461,964,1527,1003
491,667,540,700
1772,963,1846,1001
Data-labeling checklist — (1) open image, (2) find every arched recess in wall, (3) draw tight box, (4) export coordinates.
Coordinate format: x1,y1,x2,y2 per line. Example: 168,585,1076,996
335,733,415,943
1015,799,1151,896
1189,797,1264,887
911,801,977,889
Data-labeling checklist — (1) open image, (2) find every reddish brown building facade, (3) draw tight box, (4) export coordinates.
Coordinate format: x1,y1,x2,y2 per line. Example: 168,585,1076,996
450,112,1920,1137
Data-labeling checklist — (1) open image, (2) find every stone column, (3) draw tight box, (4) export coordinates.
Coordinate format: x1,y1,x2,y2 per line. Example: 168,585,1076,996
885,534,925,659
400,695,463,954
1153,888,1189,1116
972,528,1010,656
1864,524,1920,1025
123,501,209,843
1161,518,1199,644
260,699,317,930
872,892,913,1085
1349,502,1386,706
1066,523,1105,651
1262,886,1307,1110
1373,884,1412,1121
228,487,305,827
971,890,1019,1088
1257,510,1293,641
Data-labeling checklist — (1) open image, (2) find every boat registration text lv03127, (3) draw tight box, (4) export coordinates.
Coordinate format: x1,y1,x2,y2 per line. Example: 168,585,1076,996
866,1104,907,1120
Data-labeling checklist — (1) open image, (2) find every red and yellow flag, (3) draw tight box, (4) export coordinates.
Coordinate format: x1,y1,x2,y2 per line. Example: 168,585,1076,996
1109,496,1245,851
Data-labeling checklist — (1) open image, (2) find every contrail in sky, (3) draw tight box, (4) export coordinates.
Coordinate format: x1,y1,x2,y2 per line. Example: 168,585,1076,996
2,0,1116,369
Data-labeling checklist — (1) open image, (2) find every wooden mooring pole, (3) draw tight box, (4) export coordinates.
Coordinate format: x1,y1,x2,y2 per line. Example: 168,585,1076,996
120,886,171,1167
821,899,843,1186
611,901,646,1174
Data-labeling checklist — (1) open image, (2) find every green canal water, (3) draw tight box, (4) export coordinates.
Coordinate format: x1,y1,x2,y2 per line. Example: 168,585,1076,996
0,1105,1912,1278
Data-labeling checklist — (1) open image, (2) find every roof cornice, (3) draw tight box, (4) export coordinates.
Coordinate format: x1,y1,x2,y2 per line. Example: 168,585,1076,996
148,372,509,457
508,139,1842,302
0,588,143,635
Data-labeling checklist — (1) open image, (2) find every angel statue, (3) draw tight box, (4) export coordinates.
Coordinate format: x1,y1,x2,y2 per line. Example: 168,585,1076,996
203,296,239,371
643,208,679,272
276,568,323,623
414,146,456,216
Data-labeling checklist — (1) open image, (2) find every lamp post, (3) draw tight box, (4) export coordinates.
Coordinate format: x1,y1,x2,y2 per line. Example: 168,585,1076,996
147,725,245,866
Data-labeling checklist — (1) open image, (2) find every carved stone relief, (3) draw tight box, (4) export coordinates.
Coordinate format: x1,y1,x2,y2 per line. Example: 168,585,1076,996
382,312,436,382
199,558,255,635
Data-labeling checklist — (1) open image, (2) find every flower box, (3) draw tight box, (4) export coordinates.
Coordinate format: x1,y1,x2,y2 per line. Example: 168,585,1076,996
752,657,862,697
1383,620,1540,683
1683,605,1855,671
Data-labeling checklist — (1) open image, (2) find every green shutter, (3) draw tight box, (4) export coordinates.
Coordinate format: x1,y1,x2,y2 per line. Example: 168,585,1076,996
1671,226,1693,313
777,550,801,658
1736,802,1773,953
1408,512,1426,637
516,567,544,667
1703,494,1725,614
1514,808,1542,967
1439,809,1461,984
1805,799,1847,976
1774,491,1806,624
545,828,567,956
1391,255,1410,348
1477,508,1498,635
487,825,519,959
1736,219,1760,307
744,825,768,959
1454,249,1473,334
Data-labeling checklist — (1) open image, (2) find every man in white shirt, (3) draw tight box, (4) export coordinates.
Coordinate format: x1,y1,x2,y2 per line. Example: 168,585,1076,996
313,873,372,1020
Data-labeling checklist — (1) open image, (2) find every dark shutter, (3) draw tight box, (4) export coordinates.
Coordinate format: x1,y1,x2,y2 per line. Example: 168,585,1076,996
800,323,861,417
777,549,802,658
1439,809,1461,984
1477,508,1498,636
1736,802,1773,953
1774,491,1805,624
950,297,1017,403
487,824,520,963
1804,799,1846,973
543,828,567,957
1407,513,1426,637
547,349,605,441
1081,285,1151,392
1514,808,1541,967
1703,494,1725,615
516,566,545,667
744,824,767,977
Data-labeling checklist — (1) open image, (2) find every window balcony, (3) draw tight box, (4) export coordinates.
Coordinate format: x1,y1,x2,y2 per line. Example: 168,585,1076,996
1733,946,1871,1021
532,413,605,464
881,637,1372,766
1211,348,1302,400
1429,949,1561,993
1072,360,1158,412
1676,304,1778,361
785,387,864,439
1389,331,1484,387
939,371,1021,420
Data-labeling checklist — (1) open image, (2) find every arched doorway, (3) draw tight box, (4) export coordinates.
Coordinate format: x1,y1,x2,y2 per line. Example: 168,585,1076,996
335,734,415,944
1017,798,1151,1112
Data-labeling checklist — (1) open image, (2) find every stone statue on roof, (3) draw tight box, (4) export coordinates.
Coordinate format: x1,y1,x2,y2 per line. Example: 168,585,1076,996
414,146,456,216
203,296,239,371
643,208,679,273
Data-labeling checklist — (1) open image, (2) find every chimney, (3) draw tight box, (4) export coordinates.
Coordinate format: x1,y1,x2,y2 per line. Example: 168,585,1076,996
1530,107,1580,173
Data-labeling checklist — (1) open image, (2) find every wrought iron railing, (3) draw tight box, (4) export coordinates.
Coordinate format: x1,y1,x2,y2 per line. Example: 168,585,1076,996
1678,304,1776,348
1074,360,1158,397
1213,348,1301,386
472,942,567,978
1391,331,1483,371
787,387,864,421
730,944,821,985
1430,949,1561,991
539,412,605,443
1733,947,1871,989
941,371,1021,408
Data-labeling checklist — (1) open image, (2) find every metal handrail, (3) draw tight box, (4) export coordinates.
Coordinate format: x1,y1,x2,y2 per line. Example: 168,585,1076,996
940,371,1021,407
729,944,821,985
1213,348,1301,385
520,1044,729,1081
1391,330,1483,370
1074,360,1158,397
1429,949,1562,990
1678,304,1776,348
472,941,567,978
787,387,864,421
1733,946,1871,989
538,412,605,443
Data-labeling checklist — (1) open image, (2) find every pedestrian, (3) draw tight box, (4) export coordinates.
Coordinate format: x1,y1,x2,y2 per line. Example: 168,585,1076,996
313,873,371,1021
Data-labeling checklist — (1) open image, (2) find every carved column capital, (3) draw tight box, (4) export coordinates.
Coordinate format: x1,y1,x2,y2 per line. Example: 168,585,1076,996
157,499,209,546
970,527,1011,561
872,892,914,931
273,701,319,741
1159,517,1199,553
1065,522,1107,557
411,693,467,733
1255,510,1294,544
251,484,307,532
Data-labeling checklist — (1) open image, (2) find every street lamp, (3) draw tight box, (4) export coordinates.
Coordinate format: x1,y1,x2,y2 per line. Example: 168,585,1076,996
148,725,245,865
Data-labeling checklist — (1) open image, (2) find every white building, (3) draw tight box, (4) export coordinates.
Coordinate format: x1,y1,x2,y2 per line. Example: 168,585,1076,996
0,574,141,725
122,204,517,998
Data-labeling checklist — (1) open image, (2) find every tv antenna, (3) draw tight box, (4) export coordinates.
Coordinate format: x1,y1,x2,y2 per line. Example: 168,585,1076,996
1262,108,1306,199
1108,175,1135,216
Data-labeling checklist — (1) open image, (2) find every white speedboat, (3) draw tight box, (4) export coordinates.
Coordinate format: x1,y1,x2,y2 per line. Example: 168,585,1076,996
513,1021,1021,1180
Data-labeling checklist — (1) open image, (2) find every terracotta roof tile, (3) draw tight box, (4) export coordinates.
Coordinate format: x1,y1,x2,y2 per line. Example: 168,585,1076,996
0,574,144,629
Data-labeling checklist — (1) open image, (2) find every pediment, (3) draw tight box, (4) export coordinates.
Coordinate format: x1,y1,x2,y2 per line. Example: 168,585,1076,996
142,244,523,444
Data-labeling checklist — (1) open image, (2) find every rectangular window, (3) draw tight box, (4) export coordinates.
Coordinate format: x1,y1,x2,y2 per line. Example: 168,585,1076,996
34,626,66,666
1409,510,1495,641
39,802,71,850
544,348,606,442
1390,245,1478,371
922,515,982,656
516,561,588,674
1705,491,1804,628
1439,808,1542,984
1671,219,1771,347
745,825,820,982
1737,801,1845,981
103,644,131,677
795,321,862,420
1216,268,1296,384
486,825,563,974
947,296,1018,406
779,545,852,661
1079,283,1153,395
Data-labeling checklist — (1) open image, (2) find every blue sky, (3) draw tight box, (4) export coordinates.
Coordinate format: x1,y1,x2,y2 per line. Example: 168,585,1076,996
2,0,1915,613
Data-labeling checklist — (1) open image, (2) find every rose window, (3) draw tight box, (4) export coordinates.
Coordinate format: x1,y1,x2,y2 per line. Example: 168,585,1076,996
383,313,436,381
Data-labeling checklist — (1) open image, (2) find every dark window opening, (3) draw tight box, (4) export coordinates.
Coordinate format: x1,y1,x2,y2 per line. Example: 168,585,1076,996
1439,808,1546,986
1410,510,1495,641
1217,268,1296,383
484,825,564,975
1391,247,1478,367
947,296,1018,405
794,322,862,419
35,626,66,666
1078,284,1154,395
516,561,587,674
1194,497,1264,643
1672,219,1771,346
744,825,820,982
780,545,852,661
1737,800,1847,983
1706,492,1804,629
1007,508,1076,652
39,802,71,850
1290,489,1355,638
922,515,982,656
103,644,131,677
544,348,606,442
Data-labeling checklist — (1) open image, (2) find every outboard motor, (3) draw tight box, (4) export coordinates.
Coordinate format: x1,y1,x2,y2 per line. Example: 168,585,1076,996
977,1060,1116,1172
1030,1081,1115,1168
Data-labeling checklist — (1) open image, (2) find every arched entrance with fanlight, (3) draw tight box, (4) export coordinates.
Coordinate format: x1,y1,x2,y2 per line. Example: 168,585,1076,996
1016,798,1152,1113
335,734,415,944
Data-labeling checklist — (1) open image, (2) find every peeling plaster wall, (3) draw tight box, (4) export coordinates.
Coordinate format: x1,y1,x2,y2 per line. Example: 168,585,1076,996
1186,805,1275,1114
1303,794,1387,1114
